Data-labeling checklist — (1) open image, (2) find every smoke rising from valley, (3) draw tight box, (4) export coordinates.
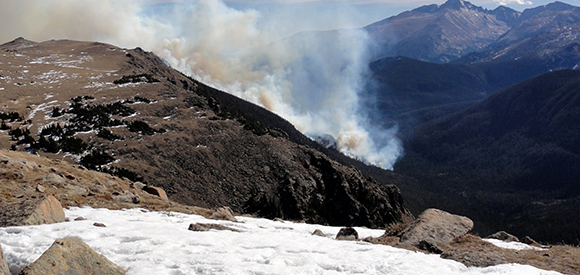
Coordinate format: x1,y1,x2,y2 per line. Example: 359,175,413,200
1,0,403,169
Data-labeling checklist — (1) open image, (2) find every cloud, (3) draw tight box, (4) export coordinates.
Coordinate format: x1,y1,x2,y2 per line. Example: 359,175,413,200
493,0,533,5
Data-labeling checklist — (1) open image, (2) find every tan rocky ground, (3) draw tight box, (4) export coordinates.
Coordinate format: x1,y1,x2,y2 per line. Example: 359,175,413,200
0,149,210,215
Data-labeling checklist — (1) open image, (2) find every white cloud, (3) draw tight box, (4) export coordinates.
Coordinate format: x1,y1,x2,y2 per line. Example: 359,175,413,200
493,0,533,5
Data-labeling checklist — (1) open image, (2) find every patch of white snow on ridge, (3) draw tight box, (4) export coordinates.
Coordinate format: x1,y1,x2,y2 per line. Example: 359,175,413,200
0,207,562,275
483,239,547,251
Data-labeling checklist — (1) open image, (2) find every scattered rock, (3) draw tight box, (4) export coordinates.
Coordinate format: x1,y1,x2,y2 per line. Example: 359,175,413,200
336,227,359,240
399,208,473,250
209,207,237,222
441,235,508,267
18,237,125,275
188,223,239,232
113,193,141,204
311,229,326,237
273,218,284,223
522,236,541,247
74,217,87,221
0,195,65,227
487,231,519,242
42,173,66,187
0,244,9,275
36,185,46,193
143,185,169,201
93,222,106,227
131,181,145,190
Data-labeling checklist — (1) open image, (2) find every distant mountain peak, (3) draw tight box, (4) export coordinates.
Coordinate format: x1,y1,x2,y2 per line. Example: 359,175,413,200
440,0,467,10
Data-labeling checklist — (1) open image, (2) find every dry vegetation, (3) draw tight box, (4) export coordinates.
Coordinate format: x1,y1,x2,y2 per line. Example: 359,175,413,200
0,149,212,217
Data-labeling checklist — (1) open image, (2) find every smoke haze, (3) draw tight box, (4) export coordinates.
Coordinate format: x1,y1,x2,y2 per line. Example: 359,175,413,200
0,0,403,169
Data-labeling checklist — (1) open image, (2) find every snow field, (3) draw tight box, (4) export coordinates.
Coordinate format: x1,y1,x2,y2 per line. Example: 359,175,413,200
0,207,562,275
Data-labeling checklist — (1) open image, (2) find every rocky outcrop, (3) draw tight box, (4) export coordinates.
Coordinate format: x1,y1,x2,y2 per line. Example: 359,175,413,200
0,196,65,227
487,231,519,242
399,209,473,251
0,244,9,275
19,238,125,275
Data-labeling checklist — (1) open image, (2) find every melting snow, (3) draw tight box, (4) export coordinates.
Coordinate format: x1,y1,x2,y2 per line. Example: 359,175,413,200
0,207,562,275
483,239,547,251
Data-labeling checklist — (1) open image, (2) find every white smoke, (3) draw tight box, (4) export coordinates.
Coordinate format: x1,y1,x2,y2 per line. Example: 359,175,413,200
0,0,403,169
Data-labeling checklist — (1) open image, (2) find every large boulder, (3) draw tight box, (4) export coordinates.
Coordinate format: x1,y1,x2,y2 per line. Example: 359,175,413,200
0,244,9,275
18,238,125,275
399,208,473,250
0,196,65,227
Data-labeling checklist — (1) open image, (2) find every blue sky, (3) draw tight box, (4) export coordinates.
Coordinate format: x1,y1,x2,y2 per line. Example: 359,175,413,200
143,0,580,31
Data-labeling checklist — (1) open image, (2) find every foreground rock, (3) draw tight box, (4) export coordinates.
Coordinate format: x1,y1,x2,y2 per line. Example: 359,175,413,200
0,196,65,227
398,209,473,251
19,238,125,275
0,244,9,275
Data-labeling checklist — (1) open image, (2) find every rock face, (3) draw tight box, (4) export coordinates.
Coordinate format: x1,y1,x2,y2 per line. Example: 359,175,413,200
19,238,125,275
0,244,9,275
399,209,473,249
0,196,65,227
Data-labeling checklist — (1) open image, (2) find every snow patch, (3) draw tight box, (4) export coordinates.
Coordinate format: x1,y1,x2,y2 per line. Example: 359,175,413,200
483,239,547,251
0,207,562,275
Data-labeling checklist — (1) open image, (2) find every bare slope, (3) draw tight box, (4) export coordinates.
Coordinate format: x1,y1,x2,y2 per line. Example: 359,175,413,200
0,38,412,228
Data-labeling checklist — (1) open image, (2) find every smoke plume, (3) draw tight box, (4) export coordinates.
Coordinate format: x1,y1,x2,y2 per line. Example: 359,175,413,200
1,0,403,169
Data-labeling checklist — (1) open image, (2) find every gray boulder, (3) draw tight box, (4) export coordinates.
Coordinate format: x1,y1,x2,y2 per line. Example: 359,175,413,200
0,244,9,275
399,208,473,249
0,196,65,227
18,238,125,275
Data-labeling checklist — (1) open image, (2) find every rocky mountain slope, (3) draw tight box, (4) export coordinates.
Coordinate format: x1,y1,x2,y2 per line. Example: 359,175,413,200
365,0,514,62
0,37,412,228
365,0,580,65
394,69,580,244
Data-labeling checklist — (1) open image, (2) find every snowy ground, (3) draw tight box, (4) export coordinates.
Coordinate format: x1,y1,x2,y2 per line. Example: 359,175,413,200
0,207,561,275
